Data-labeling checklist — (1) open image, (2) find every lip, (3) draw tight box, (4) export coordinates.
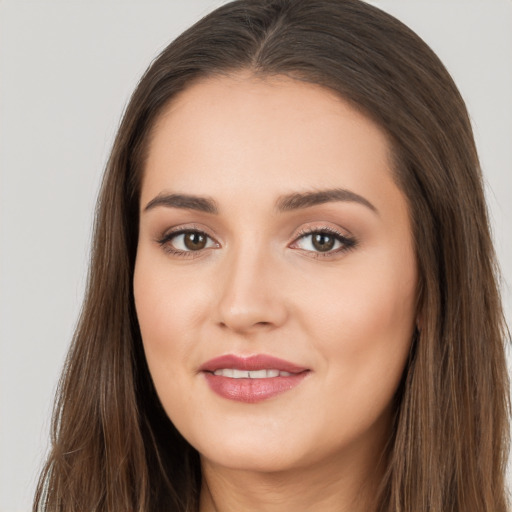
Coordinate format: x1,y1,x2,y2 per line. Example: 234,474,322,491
199,354,310,403
199,354,308,373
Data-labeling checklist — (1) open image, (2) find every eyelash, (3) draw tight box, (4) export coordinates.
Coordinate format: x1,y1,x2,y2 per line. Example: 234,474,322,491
292,226,357,259
156,225,357,260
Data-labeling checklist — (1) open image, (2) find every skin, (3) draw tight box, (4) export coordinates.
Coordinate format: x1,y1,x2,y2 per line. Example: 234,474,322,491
134,73,418,512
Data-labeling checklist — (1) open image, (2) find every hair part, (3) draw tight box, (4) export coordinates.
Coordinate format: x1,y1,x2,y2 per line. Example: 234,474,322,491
34,1,510,511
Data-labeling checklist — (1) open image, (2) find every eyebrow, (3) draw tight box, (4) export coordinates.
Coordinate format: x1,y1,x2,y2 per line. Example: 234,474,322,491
143,188,378,215
144,193,219,214
275,188,377,214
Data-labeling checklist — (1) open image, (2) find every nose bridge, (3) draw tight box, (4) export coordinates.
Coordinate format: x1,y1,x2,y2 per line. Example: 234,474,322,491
215,234,287,332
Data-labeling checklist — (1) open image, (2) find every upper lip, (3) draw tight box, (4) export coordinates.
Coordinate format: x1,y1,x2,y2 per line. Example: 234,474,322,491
199,354,308,374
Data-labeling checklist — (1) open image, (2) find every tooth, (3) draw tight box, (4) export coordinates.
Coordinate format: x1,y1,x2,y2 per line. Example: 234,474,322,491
213,368,235,377
212,368,294,378
248,369,267,378
232,369,250,378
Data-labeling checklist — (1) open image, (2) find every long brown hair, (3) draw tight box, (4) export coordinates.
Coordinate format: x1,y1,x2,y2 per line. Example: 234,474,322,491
34,1,510,510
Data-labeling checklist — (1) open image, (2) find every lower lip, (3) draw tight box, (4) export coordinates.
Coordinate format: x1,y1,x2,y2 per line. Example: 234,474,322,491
203,372,309,403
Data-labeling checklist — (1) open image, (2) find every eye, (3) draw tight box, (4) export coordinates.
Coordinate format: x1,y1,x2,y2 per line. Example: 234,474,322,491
157,229,218,257
292,227,357,256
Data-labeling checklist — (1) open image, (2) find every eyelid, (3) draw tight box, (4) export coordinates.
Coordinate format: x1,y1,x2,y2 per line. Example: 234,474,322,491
157,223,217,241
292,223,351,239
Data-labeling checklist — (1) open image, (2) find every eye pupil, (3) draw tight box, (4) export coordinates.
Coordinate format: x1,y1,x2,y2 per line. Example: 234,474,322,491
312,233,335,252
184,232,207,250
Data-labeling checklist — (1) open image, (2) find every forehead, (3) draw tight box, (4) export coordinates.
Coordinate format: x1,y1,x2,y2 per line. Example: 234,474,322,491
141,73,399,215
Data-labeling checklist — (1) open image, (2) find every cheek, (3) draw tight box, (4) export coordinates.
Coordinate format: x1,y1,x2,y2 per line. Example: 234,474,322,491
298,249,417,402
134,253,205,352
133,259,206,429
299,260,415,330
133,253,199,407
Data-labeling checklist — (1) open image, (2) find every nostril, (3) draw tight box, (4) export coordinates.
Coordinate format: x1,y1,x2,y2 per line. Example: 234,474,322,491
217,319,273,333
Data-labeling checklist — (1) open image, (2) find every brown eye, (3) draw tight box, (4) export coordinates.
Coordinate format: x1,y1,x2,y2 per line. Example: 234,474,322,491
183,232,207,251
311,233,335,252
159,229,217,255
292,228,357,256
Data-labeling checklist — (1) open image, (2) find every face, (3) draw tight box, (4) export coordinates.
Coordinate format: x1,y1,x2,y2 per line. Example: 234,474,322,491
134,74,417,475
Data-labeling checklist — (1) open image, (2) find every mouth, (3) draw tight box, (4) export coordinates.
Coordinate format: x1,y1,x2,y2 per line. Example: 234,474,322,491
199,354,310,403
212,368,294,378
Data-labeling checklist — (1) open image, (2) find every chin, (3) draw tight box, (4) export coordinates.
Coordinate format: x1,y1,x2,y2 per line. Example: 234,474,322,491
200,442,304,473
186,423,313,473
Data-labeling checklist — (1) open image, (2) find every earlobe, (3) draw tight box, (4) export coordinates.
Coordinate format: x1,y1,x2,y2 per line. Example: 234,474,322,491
416,314,422,332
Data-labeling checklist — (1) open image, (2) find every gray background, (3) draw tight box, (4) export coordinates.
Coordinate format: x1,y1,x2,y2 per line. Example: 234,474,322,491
1,1,511,510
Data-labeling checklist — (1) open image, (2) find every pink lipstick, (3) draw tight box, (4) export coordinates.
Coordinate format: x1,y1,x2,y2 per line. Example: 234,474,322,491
199,354,310,403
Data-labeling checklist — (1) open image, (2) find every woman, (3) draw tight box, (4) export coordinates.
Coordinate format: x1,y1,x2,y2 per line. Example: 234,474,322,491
33,0,510,511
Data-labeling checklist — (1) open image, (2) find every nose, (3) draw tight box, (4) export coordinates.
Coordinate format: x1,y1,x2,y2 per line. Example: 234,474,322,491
214,244,289,334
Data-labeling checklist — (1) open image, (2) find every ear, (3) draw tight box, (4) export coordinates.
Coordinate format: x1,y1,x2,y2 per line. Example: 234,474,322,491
416,312,423,332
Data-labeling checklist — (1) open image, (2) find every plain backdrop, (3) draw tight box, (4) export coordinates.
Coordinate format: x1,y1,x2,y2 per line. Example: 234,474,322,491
1,1,511,510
